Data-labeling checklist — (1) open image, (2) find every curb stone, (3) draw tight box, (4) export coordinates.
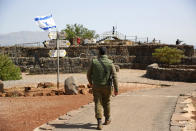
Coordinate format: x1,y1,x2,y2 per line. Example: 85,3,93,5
170,91,196,131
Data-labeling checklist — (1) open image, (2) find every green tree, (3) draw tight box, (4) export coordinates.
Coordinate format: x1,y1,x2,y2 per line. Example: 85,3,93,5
152,46,184,65
0,55,22,81
62,24,98,43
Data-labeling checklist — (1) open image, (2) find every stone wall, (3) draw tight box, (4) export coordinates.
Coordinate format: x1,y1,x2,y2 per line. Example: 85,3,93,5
11,56,136,74
146,63,196,82
0,44,195,73
0,44,194,58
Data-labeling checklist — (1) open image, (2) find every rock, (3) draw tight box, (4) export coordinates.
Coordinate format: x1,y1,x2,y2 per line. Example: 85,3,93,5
64,76,78,95
0,80,4,93
87,84,92,88
79,88,88,95
115,65,120,72
171,114,190,121
37,82,44,88
24,92,31,97
5,91,23,97
52,90,64,95
39,124,55,130
78,85,86,89
33,92,44,96
170,126,182,131
37,82,54,88
46,92,55,96
24,87,31,92
44,82,54,88
89,88,93,94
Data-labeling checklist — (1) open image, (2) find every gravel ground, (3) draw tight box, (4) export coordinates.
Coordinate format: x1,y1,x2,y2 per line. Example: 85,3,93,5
3,69,184,88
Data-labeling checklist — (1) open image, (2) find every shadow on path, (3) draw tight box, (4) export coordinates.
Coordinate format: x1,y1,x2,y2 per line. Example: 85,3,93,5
51,123,97,130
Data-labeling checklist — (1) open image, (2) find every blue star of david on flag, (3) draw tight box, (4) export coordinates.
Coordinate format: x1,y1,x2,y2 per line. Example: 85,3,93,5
34,14,56,31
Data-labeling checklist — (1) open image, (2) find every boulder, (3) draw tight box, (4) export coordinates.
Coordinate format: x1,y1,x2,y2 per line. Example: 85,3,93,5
0,80,4,93
79,88,89,95
37,82,54,88
5,91,23,97
33,92,44,96
115,65,120,72
51,90,65,95
37,82,44,88
24,87,31,92
44,82,54,88
78,85,86,89
64,76,78,95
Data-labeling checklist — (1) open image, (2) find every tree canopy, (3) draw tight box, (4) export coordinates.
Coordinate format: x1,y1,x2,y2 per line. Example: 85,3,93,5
152,46,184,65
62,24,98,42
0,55,21,81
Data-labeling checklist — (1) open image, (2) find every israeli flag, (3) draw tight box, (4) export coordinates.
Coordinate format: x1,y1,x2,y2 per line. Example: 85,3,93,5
34,14,56,31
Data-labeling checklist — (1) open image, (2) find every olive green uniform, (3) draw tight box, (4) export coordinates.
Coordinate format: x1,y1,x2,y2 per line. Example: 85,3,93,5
87,55,118,119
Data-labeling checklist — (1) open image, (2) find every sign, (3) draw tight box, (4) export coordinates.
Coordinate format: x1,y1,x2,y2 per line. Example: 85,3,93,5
64,40,71,47
48,31,57,39
58,32,67,40
44,40,71,48
49,50,67,57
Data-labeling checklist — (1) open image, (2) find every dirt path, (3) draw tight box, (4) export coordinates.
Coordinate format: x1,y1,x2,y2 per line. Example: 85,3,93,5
0,82,159,131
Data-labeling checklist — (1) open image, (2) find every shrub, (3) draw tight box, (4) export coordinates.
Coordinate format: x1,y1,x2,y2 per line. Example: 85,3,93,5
0,54,22,81
152,46,184,65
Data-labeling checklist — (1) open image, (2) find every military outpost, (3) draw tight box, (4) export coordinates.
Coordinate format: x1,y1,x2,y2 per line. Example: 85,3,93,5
0,27,195,81
0,27,196,131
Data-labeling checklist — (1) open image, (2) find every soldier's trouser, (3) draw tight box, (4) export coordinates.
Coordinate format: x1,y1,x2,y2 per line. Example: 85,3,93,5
92,86,112,119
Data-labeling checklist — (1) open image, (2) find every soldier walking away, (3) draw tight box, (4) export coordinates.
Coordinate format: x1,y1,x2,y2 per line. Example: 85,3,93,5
87,47,118,130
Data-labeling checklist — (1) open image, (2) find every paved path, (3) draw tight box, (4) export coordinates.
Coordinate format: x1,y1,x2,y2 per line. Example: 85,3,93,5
5,69,195,131
37,83,196,131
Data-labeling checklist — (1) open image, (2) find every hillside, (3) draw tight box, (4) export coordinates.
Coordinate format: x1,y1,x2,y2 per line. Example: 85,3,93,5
0,31,49,46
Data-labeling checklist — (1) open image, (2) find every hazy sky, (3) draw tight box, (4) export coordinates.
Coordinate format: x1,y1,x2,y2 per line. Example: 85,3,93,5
0,0,196,46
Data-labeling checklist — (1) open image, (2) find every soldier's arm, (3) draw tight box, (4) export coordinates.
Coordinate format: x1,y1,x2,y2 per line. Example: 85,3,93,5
111,64,118,92
87,60,93,85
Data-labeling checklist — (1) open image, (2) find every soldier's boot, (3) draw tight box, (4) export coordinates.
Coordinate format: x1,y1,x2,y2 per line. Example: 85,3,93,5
97,118,102,130
103,118,111,125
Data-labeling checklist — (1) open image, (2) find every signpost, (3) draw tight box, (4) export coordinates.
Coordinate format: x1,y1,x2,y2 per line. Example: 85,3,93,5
49,50,67,57
34,14,63,89
47,32,70,89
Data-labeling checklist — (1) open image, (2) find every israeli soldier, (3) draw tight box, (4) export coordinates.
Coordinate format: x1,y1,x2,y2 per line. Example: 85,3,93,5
87,47,118,130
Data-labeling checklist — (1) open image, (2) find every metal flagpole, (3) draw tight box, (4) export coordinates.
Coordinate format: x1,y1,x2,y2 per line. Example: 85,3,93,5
56,31,60,89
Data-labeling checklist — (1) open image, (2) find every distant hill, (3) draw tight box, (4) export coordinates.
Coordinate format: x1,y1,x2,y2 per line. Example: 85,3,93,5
0,31,49,46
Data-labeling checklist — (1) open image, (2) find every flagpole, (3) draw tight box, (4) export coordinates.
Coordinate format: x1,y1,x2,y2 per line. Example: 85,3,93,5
57,31,60,89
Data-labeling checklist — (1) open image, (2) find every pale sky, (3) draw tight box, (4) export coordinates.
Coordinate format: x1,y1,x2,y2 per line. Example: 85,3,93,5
0,0,196,46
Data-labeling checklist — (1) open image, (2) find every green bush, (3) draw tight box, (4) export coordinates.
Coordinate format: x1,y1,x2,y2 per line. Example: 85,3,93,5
0,54,22,81
152,46,184,65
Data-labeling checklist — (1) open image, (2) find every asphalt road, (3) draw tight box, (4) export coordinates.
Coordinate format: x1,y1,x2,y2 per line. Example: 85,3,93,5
45,83,196,131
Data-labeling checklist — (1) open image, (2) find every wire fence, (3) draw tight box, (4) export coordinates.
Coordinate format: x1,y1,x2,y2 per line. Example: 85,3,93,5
0,42,44,47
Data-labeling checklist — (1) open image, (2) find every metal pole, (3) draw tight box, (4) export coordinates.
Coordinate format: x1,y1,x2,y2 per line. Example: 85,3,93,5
57,32,60,89
135,36,137,43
